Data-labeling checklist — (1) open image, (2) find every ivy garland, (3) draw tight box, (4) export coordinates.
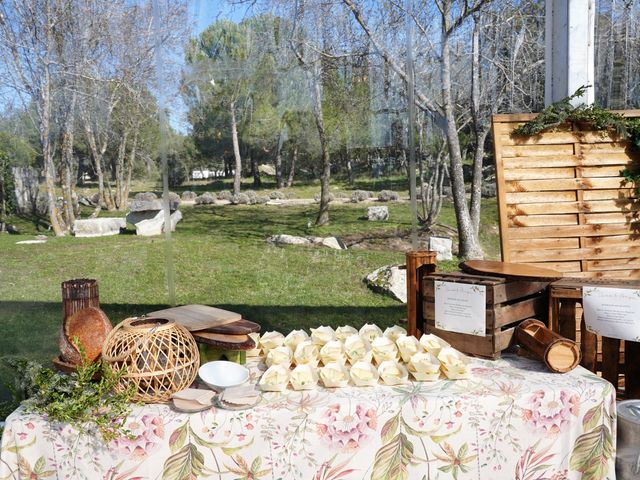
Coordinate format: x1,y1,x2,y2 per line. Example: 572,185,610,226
511,86,640,194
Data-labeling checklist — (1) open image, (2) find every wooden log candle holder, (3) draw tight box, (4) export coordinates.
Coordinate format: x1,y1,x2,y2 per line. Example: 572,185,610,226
516,318,581,373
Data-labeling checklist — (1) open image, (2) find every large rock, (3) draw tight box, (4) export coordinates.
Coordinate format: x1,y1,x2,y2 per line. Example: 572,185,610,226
258,164,276,176
429,236,453,261
367,206,389,221
129,198,179,212
267,234,312,246
364,265,406,303
126,209,182,236
73,218,126,238
320,237,347,250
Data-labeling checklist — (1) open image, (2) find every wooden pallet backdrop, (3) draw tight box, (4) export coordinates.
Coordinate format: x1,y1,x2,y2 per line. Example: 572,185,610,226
492,111,640,279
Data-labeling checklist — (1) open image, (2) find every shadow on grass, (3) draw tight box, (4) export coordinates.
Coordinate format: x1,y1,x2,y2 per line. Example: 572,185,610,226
0,300,405,400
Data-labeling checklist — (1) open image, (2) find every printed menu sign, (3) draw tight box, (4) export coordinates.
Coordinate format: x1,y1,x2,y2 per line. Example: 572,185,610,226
434,281,486,336
583,286,640,342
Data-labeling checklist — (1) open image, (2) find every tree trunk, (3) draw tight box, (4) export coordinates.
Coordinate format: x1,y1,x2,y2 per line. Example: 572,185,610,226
287,145,297,187
61,92,77,227
469,14,486,234
114,129,128,210
251,150,261,188
275,129,284,189
230,100,242,195
441,2,483,259
309,66,331,226
122,129,138,205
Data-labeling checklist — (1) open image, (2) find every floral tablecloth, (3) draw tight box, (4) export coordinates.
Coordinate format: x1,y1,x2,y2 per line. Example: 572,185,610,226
0,355,616,480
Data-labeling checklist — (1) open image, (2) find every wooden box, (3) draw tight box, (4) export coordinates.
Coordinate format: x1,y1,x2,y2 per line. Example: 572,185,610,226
422,272,550,358
549,278,640,398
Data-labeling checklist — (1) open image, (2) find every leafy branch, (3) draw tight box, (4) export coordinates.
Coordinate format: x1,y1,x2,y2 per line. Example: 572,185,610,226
2,339,135,442
512,86,640,194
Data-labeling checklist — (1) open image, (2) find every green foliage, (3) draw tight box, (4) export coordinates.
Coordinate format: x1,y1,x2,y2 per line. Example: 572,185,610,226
167,152,187,188
2,341,134,442
512,86,640,194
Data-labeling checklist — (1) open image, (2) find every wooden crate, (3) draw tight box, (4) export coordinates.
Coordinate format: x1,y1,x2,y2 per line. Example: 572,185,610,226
549,278,640,398
422,272,549,358
492,111,640,279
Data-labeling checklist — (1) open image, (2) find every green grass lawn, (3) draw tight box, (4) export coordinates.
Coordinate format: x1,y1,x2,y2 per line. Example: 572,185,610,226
0,196,499,402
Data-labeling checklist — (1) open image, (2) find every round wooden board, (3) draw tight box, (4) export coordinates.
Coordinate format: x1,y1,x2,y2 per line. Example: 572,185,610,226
460,260,563,280
192,332,256,350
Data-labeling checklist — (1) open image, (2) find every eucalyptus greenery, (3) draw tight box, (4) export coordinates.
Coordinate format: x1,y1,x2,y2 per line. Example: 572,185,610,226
2,345,135,442
511,86,640,193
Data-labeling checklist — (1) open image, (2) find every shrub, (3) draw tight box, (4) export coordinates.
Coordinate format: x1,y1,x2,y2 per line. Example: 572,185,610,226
217,190,233,201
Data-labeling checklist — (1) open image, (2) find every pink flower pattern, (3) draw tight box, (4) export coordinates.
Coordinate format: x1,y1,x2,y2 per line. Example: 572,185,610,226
522,390,580,435
109,414,165,458
316,403,377,450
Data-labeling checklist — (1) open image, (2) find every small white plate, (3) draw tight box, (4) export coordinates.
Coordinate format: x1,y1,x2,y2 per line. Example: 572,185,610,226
198,361,250,391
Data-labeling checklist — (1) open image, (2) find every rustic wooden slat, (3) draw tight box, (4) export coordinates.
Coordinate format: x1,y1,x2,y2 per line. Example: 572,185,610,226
493,296,547,328
502,153,632,169
501,144,575,157
580,141,629,152
511,245,640,262
584,235,640,247
507,223,640,239
573,269,640,279
507,199,640,215
508,214,578,227
506,177,624,192
500,131,623,146
510,238,580,250
503,167,577,180
587,257,640,270
423,275,548,305
582,188,636,200
493,119,512,262
583,212,640,224
580,316,598,372
581,166,632,177
505,191,577,204
492,110,640,123
524,261,583,272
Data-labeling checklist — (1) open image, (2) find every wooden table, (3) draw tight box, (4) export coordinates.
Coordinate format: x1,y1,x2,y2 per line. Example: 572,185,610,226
549,277,640,398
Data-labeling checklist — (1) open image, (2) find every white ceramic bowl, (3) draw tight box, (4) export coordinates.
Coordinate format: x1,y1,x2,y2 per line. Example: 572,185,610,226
198,361,249,391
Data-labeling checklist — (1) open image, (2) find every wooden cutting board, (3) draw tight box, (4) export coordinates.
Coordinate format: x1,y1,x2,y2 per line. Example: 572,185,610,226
192,332,256,350
147,304,242,331
460,260,562,280
200,319,261,335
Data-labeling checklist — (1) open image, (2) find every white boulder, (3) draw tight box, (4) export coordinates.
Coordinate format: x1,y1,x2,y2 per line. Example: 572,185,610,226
429,236,453,261
364,265,406,303
73,218,126,238
367,206,389,221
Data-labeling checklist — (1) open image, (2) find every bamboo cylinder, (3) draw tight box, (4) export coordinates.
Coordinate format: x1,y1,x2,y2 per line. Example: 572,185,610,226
61,278,99,320
406,250,437,337
516,318,581,373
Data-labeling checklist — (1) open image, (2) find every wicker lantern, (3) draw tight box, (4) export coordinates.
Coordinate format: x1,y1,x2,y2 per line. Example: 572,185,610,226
102,317,199,403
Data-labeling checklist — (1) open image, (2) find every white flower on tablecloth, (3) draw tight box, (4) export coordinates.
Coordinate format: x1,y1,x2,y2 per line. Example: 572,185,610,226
316,403,377,450
310,326,336,346
259,331,285,352
109,414,164,458
284,329,309,351
522,390,580,435
335,325,358,342
359,323,383,343
383,325,407,342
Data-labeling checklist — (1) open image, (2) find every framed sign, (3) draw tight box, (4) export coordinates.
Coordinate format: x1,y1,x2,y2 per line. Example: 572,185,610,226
434,280,486,336
583,286,640,342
